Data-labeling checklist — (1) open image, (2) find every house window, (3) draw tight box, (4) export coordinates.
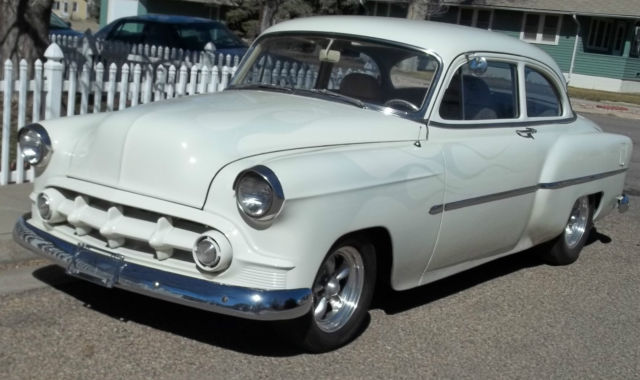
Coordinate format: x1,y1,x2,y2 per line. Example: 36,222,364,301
520,13,562,45
371,1,408,18
53,1,59,10
587,18,627,54
631,23,640,57
587,19,613,51
73,1,77,12
63,1,68,12
458,8,493,30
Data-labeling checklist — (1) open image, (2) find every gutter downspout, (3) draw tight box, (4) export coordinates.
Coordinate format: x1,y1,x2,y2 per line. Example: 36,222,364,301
569,14,581,87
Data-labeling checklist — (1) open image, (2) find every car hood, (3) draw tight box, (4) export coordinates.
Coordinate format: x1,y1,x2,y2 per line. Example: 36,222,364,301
66,90,420,208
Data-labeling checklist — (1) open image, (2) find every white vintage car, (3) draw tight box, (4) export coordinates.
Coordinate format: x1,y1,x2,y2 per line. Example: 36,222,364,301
15,16,632,352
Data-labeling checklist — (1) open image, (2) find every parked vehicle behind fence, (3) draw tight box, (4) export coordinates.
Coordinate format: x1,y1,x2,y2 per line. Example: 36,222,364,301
95,14,248,59
15,16,632,353
49,12,82,38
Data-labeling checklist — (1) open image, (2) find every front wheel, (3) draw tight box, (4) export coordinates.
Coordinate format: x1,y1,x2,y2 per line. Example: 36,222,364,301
289,237,376,352
543,195,594,265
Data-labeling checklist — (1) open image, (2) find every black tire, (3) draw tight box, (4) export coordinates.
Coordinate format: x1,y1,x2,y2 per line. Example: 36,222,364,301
543,195,594,265
288,237,376,353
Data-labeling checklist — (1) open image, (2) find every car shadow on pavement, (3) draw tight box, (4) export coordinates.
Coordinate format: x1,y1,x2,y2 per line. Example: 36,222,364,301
374,227,612,315
30,228,610,355
587,227,612,245
31,265,309,356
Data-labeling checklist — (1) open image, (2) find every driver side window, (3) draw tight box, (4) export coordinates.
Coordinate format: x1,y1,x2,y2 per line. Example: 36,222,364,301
387,56,437,109
330,52,382,103
440,60,518,121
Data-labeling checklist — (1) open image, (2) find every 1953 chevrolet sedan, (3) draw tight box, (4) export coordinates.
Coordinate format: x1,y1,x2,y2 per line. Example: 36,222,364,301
15,16,632,352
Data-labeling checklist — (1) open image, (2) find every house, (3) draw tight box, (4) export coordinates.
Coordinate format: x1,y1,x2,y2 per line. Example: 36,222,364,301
53,0,89,21
367,0,640,93
99,0,237,27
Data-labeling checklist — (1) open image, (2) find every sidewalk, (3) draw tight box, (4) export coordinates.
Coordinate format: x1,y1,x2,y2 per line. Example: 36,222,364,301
571,97,640,120
0,183,37,264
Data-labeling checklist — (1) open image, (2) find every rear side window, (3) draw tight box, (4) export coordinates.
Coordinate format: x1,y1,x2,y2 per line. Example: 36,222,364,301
440,60,518,121
525,67,562,117
110,21,145,44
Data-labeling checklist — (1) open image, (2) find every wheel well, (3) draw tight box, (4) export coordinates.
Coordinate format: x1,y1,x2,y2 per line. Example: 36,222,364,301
336,227,393,296
590,192,603,216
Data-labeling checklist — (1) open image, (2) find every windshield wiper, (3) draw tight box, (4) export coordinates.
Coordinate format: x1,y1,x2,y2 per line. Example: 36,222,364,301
228,83,293,93
297,88,366,109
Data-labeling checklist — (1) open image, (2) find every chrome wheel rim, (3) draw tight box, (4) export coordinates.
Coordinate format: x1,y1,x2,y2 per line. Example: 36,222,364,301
564,196,590,249
312,246,365,333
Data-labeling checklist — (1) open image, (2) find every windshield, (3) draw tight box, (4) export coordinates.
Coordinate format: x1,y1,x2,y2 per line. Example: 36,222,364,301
176,22,246,50
230,34,439,115
50,13,69,29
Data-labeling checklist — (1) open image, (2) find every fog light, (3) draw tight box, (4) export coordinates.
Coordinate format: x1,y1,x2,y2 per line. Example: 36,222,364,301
193,236,220,268
37,193,52,220
192,230,233,273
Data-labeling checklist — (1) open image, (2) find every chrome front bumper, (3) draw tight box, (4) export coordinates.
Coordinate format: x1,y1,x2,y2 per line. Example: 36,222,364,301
13,215,312,321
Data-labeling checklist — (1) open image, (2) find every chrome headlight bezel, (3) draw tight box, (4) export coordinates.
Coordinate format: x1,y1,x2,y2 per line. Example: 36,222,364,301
233,165,285,229
18,123,52,167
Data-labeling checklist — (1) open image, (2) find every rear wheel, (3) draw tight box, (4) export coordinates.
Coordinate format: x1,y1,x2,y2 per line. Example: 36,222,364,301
290,237,376,352
543,195,593,265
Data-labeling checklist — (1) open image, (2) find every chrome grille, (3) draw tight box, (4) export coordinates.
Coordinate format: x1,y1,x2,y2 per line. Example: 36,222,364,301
44,187,206,262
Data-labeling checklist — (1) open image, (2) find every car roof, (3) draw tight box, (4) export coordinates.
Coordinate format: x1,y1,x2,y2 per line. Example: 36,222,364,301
118,14,223,25
264,16,563,79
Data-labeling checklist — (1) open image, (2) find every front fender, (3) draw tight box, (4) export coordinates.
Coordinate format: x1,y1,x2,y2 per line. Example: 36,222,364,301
203,141,445,290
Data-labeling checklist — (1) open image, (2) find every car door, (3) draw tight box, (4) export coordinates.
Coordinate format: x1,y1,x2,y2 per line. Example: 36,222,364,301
423,55,556,275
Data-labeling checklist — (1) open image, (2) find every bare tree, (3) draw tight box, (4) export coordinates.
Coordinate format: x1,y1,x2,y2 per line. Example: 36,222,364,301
0,0,53,65
259,0,281,32
406,0,448,20
259,0,316,33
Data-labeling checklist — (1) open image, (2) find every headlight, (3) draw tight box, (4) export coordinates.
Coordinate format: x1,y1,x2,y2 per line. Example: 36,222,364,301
18,124,52,167
234,165,284,229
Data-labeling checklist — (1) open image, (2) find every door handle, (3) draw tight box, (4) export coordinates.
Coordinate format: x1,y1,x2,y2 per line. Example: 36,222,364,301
516,127,537,139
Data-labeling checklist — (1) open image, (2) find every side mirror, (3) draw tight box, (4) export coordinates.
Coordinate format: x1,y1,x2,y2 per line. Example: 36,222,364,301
469,56,488,76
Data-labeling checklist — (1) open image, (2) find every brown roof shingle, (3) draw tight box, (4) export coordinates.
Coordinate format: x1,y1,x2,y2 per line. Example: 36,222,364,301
441,0,640,18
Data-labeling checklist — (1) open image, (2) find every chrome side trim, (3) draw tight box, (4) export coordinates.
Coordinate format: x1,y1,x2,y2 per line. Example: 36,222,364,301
429,186,538,215
429,168,627,215
13,215,312,321
429,113,577,130
538,168,627,190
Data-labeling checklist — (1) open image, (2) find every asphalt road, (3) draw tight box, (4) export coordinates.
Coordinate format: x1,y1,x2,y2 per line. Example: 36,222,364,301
0,113,638,379
584,113,640,197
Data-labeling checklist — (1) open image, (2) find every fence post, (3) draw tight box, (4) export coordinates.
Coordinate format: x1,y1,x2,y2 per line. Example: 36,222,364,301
1,60,13,185
202,43,216,67
16,60,28,183
44,43,64,120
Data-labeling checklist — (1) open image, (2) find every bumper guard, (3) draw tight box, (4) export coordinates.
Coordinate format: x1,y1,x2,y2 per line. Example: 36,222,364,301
13,215,312,321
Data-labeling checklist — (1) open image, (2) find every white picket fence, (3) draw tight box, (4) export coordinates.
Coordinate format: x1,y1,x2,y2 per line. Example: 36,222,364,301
49,33,240,71
0,42,240,186
1,41,366,187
